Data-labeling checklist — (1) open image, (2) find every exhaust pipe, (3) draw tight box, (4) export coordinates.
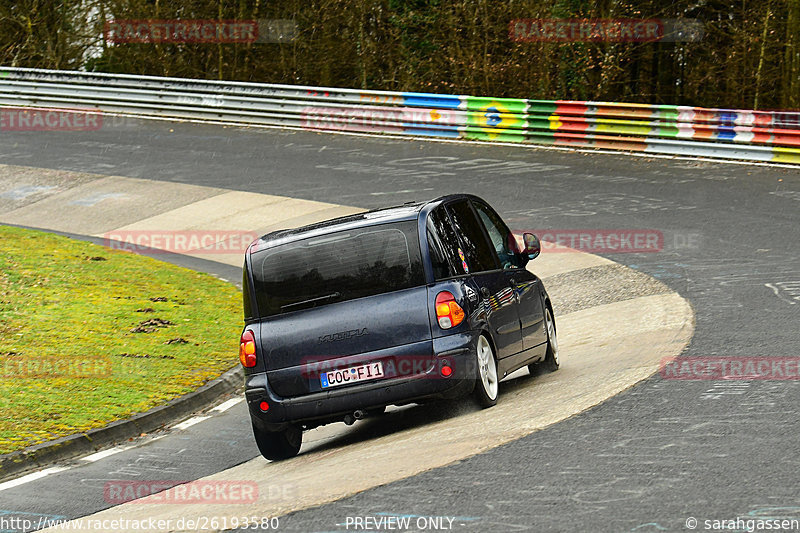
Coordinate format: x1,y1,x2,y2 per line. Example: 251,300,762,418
343,410,366,426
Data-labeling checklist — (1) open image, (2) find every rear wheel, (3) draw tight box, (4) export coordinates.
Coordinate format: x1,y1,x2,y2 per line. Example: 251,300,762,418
473,335,498,408
530,307,559,374
252,424,302,460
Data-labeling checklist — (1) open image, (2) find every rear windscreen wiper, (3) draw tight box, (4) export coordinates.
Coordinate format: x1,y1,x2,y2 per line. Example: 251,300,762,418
280,292,342,312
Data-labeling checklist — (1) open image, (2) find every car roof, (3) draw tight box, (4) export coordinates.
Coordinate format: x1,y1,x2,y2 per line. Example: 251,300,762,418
250,193,480,252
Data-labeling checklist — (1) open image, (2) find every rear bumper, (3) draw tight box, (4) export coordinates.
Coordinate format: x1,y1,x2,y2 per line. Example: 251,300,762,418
245,332,477,431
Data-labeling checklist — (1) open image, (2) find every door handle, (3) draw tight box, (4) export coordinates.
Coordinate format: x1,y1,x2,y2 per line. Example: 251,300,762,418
480,287,490,298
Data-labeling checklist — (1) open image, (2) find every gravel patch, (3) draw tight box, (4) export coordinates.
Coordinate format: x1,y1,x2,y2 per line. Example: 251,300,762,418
544,263,671,316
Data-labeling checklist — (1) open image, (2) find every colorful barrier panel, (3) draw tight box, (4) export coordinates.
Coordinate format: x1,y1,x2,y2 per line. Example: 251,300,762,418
463,97,529,142
1,67,798,164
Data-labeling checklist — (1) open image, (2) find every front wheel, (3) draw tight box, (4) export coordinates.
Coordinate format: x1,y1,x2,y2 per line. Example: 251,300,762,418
473,334,499,408
252,424,302,460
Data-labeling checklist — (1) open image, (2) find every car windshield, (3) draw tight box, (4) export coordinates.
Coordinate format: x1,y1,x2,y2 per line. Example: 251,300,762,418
250,220,424,317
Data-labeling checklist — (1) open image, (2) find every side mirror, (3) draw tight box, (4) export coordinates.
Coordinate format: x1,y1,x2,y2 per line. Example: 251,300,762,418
522,232,540,261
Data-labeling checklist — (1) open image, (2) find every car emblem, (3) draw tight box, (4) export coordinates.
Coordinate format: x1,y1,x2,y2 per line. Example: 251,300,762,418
465,286,478,303
319,328,368,343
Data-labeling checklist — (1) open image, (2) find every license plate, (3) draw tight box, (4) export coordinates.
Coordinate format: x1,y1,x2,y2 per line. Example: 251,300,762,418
320,362,384,389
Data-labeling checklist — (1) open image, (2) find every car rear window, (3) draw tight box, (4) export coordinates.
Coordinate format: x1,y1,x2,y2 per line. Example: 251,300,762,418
446,200,498,273
426,206,462,279
250,221,424,317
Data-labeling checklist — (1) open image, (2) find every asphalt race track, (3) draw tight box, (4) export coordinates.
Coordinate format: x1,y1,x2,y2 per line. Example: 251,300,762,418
1,118,799,532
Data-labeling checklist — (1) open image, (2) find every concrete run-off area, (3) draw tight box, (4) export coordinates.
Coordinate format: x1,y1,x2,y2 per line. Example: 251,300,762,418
0,163,693,532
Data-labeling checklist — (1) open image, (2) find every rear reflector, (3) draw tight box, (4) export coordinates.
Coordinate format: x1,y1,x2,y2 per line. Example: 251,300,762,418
239,330,257,368
259,401,270,412
435,291,465,329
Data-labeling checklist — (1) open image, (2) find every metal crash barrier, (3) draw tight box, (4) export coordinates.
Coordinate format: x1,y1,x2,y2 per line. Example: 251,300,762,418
1,67,798,164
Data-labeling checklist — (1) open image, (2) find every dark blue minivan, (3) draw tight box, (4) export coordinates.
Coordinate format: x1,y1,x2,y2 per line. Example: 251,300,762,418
239,194,558,460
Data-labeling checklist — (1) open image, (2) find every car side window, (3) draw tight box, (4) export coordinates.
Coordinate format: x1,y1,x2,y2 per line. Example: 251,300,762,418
427,207,464,278
446,200,498,273
472,201,522,269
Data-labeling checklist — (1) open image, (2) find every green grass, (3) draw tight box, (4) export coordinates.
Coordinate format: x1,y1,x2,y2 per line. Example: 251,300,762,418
0,225,242,454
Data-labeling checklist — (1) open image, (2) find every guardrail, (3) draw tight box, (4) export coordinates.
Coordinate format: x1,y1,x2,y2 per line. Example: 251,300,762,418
1,67,799,164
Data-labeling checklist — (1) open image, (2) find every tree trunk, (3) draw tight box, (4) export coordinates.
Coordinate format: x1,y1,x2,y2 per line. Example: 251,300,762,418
785,0,800,108
754,1,772,109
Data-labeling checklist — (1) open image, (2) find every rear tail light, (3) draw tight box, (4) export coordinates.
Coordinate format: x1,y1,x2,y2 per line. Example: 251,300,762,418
435,291,465,329
239,330,257,368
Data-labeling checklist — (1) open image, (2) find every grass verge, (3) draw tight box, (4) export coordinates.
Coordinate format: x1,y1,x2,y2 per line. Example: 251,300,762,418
0,225,241,455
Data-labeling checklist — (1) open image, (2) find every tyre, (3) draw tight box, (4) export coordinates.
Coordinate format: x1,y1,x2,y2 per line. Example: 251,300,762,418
473,334,499,408
252,424,302,460
530,307,559,374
